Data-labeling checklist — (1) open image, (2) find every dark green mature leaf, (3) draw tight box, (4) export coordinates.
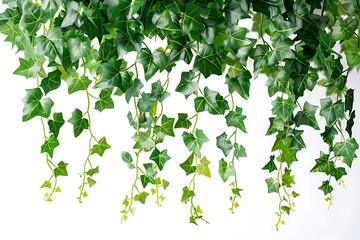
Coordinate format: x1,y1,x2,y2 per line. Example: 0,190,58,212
319,29,335,57
152,9,181,34
180,153,197,175
193,44,222,78
234,143,247,159
216,132,233,157
84,7,103,41
134,192,150,204
48,112,65,138
22,88,54,122
218,158,235,182
36,27,63,60
150,148,171,171
267,15,298,40
288,0,312,28
224,0,250,23
182,129,209,158
271,95,296,122
319,98,345,127
91,137,111,156
41,0,61,20
346,111,355,138
268,38,295,64
262,155,277,173
181,186,195,202
168,35,194,64
68,37,92,63
345,89,354,113
40,69,62,95
64,68,92,94
14,58,40,79
137,93,156,112
41,134,59,158
265,177,280,193
194,87,229,115
225,66,251,100
253,0,286,18
321,126,338,146
95,90,114,112
154,115,175,137
95,58,124,89
175,71,199,98
121,151,135,169
333,138,359,167
318,180,333,195
182,2,204,33
68,109,89,137
225,106,247,132
175,113,192,129
125,78,144,103
140,163,156,188
54,161,68,177
294,101,320,130
151,80,170,102
250,44,270,78
266,69,291,97
21,0,48,35
197,157,211,178
137,48,159,80
331,167,347,181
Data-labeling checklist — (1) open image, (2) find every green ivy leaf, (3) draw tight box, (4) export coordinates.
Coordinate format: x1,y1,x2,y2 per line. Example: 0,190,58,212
218,158,235,182
64,68,92,94
331,167,347,181
137,48,160,80
319,98,345,127
175,113,192,129
196,157,211,178
265,177,280,193
262,155,277,173
346,111,355,138
251,44,270,78
266,69,291,97
87,166,99,177
84,7,103,41
140,163,156,188
133,130,155,151
294,101,320,130
87,177,96,188
95,90,114,112
48,112,65,138
225,106,247,132
234,143,247,159
216,132,233,157
180,153,197,176
61,1,83,28
151,80,170,102
154,114,175,137
95,57,125,89
181,186,195,203
182,3,204,33
321,126,338,146
318,180,333,195
282,168,295,187
22,88,54,122
271,95,296,122
91,137,111,156
40,180,52,189
331,18,358,41
121,151,135,169
193,44,222,78
345,89,354,113
225,67,251,100
54,161,68,177
194,87,229,115
134,192,150,204
150,148,171,171
40,69,62,95
345,47,360,67
41,0,61,20
68,109,89,137
252,0,286,18
21,0,48,35
182,129,209,158
333,138,359,168
175,71,199,99
125,78,144,103
35,27,63,60
310,152,334,175
68,37,92,63
40,134,59,158
13,58,41,79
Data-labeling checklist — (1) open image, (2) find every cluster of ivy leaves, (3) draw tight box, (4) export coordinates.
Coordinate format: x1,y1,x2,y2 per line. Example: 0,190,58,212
0,0,359,228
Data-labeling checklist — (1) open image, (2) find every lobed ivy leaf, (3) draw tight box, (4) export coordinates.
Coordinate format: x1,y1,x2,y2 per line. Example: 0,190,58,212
95,90,114,112
154,114,175,137
61,1,83,28
87,166,99,177
225,66,251,100
234,143,247,159
194,87,229,115
262,155,277,173
180,153,197,176
20,0,48,35
40,134,59,158
333,138,359,168
193,44,222,78
22,88,54,122
48,112,65,138
294,101,320,130
14,58,41,79
91,137,111,156
182,129,209,158
271,95,296,122
134,192,150,204
140,163,156,188
181,186,195,203
196,157,211,178
64,68,92,94
265,177,280,193
175,71,199,99
252,0,286,18
216,132,233,157
35,27,63,61
225,107,247,132
218,158,235,182
68,109,89,137
150,148,171,171
175,113,192,129
125,78,144,103
310,152,333,175
40,69,62,95
54,161,68,177
318,180,333,195
319,98,345,127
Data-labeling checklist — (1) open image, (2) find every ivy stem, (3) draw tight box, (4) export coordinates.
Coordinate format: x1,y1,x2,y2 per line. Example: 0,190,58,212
229,128,239,214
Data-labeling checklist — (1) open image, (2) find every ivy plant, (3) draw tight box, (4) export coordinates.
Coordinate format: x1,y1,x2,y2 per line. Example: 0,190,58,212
0,0,359,229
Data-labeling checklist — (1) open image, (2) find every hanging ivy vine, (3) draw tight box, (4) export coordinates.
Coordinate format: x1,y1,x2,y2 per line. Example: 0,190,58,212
0,0,359,229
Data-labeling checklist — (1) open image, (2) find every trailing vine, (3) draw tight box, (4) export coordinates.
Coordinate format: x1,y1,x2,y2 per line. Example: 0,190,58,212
1,0,359,229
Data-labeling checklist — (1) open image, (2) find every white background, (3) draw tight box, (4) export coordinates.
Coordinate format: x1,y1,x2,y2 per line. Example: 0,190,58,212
0,16,360,240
